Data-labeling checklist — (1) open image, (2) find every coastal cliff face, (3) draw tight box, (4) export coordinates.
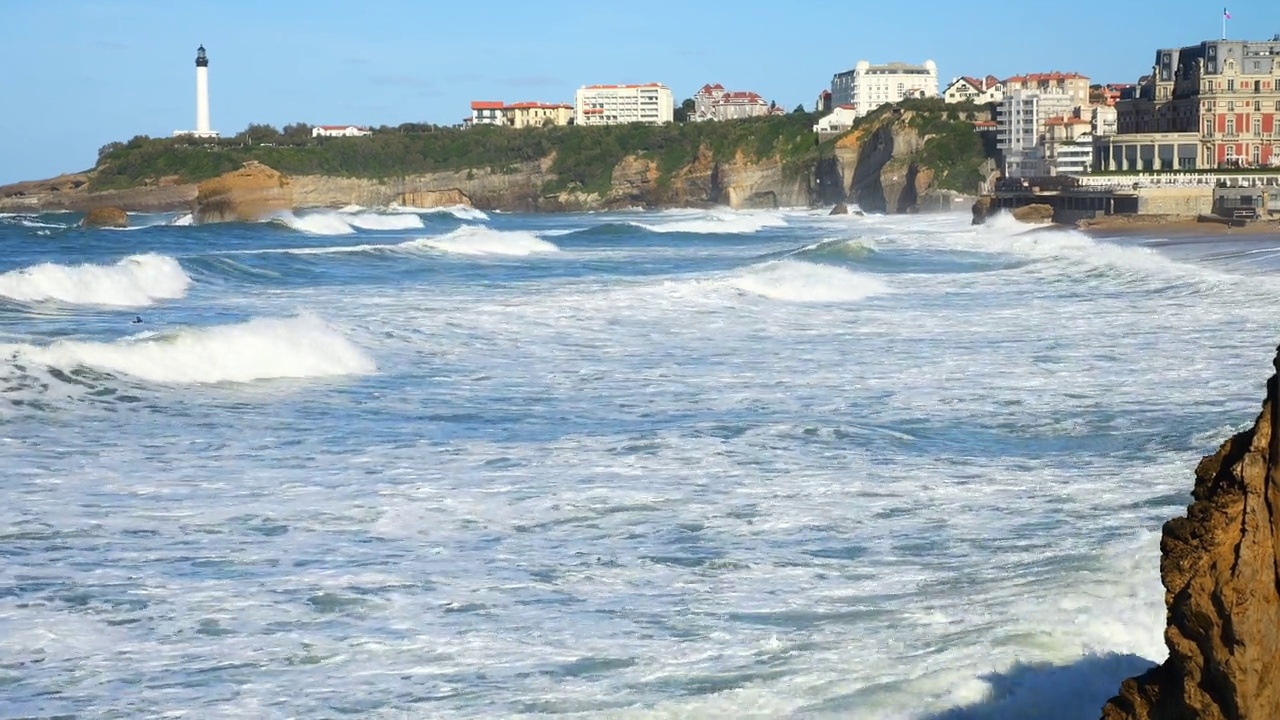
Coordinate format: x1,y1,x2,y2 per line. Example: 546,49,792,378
0,108,991,215
194,161,292,223
820,109,986,214
1101,352,1280,720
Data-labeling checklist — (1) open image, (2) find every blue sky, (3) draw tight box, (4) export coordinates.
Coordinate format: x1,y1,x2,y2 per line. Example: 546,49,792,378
1,0,1276,184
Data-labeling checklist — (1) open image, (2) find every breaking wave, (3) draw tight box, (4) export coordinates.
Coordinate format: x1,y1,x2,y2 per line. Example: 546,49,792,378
727,259,890,303
275,210,427,235
227,226,561,258
632,211,787,235
789,238,878,263
414,226,560,256
0,253,191,306
2,314,375,384
389,204,490,221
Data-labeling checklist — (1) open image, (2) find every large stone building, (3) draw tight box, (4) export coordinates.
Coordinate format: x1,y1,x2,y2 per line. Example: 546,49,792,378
1096,37,1280,171
830,60,939,117
692,84,774,121
574,83,674,125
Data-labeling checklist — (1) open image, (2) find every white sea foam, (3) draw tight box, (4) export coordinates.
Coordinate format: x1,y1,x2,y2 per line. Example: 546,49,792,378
726,259,889,302
634,210,787,234
170,213,194,226
414,226,560,256
4,315,375,384
276,210,428,234
388,203,490,221
0,253,191,306
344,213,425,231
276,211,357,235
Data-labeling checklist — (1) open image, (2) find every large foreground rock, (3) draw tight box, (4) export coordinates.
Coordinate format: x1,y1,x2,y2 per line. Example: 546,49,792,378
1101,350,1280,720
81,206,127,228
1010,203,1054,224
194,161,292,223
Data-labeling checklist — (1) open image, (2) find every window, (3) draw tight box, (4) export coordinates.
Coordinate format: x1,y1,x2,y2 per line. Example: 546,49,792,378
1228,78,1236,91
1226,145,1236,159
1228,100,1235,110
1227,117,1236,135
1255,101,1262,111
1255,117,1263,135
1253,145,1262,164
1205,147,1214,165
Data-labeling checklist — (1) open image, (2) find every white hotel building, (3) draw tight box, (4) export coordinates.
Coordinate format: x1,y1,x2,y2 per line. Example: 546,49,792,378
574,83,674,125
831,60,939,118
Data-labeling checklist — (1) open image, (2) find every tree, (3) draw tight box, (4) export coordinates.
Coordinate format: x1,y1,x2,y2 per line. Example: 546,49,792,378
238,123,281,145
282,122,312,141
675,97,695,123
792,104,806,114
97,141,125,159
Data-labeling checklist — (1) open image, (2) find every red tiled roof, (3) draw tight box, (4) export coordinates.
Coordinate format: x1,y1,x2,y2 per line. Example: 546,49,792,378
471,101,504,110
506,102,572,110
1005,72,1089,84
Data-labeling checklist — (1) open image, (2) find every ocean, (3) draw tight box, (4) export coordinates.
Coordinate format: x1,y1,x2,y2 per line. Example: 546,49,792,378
1,205,1277,719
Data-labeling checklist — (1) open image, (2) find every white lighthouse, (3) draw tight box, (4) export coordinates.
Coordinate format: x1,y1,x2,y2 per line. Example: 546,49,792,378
174,45,219,138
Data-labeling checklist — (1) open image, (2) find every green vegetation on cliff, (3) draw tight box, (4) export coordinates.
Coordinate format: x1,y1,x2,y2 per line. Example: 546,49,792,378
87,100,995,201
90,115,821,194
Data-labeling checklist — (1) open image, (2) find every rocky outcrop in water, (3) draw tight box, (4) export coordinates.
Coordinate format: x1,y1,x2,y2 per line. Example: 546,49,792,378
971,195,994,225
1011,203,1054,224
1100,350,1280,720
194,161,293,223
81,206,128,228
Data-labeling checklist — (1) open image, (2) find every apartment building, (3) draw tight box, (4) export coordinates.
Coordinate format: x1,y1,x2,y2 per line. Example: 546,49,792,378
574,83,674,125
997,89,1077,177
466,101,573,129
830,60,939,118
1003,72,1090,109
469,101,505,127
1044,116,1095,175
1099,37,1280,170
505,102,573,128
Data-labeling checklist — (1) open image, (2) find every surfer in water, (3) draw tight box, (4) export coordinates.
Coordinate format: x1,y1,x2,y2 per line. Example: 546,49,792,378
131,316,143,324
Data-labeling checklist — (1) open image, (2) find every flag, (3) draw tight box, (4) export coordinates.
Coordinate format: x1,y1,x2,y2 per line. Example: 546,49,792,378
1224,7,1231,18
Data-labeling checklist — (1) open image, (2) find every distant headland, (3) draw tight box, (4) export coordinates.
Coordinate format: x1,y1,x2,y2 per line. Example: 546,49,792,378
0,99,995,218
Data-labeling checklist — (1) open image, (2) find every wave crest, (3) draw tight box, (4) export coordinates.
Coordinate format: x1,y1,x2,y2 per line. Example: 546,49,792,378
276,210,426,235
634,211,787,235
0,253,191,306
728,260,890,303
414,226,560,256
4,315,375,384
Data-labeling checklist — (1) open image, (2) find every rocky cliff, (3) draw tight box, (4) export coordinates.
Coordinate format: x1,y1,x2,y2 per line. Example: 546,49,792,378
817,108,991,215
1101,350,1280,720
0,106,995,215
194,161,292,223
